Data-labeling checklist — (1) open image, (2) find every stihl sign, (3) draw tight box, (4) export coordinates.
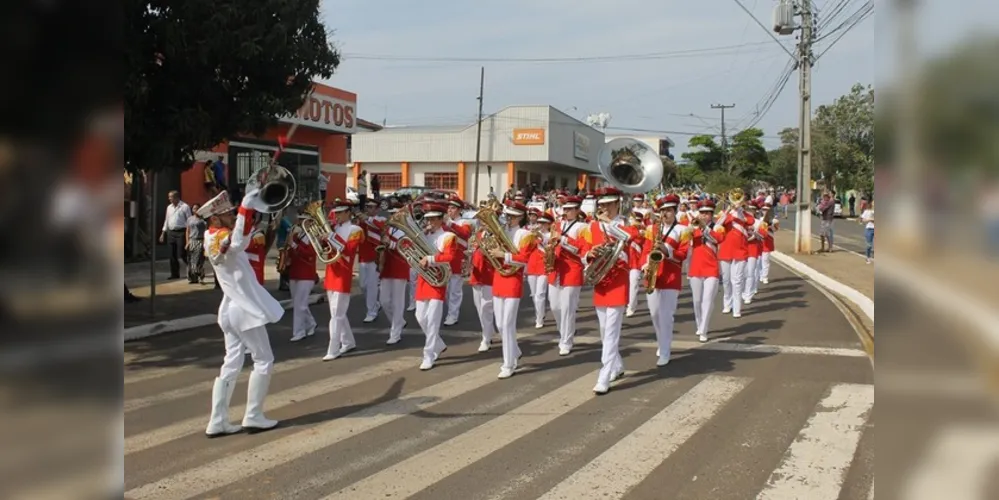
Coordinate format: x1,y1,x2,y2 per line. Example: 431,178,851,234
512,128,546,145
280,93,357,134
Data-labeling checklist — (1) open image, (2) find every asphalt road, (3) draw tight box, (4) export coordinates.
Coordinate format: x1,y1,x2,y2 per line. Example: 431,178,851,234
122,263,874,500
784,210,871,255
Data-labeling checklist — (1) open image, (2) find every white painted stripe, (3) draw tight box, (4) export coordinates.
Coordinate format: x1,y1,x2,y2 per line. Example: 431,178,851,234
757,383,874,499
900,425,999,500
537,375,750,500
771,251,874,321
868,478,874,500
125,363,501,499
320,369,610,499
125,357,418,455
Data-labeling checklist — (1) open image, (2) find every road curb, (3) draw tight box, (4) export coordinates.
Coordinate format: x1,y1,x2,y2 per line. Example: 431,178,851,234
770,251,874,322
124,293,326,342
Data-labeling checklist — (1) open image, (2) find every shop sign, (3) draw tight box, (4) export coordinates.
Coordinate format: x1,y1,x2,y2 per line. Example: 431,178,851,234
512,128,546,145
280,93,357,134
573,131,590,160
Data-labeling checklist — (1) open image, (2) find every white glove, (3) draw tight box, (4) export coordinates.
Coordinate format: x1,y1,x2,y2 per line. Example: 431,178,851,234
241,188,262,209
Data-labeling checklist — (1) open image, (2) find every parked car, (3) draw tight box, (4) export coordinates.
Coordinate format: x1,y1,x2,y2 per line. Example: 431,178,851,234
345,186,359,204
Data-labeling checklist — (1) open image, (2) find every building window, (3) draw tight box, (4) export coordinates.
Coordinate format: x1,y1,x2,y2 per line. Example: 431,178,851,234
377,173,402,192
425,172,458,191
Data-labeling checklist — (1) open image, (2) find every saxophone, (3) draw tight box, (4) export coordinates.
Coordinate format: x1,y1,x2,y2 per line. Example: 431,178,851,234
543,226,558,274
642,219,663,294
384,209,451,287
275,223,299,273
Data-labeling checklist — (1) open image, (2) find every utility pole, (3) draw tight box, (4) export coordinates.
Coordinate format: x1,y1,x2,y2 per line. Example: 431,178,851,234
793,0,814,254
892,0,922,253
472,67,485,204
710,103,735,172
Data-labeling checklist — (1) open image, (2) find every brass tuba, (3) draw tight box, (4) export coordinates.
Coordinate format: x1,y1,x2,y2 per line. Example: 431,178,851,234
385,209,451,287
300,200,340,264
597,138,664,194
472,203,521,277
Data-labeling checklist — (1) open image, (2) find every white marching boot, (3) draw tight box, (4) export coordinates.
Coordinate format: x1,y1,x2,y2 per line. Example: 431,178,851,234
241,372,279,433
205,377,242,438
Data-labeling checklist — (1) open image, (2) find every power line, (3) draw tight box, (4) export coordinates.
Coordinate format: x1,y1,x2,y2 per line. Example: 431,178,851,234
341,41,775,64
815,3,873,59
729,0,798,60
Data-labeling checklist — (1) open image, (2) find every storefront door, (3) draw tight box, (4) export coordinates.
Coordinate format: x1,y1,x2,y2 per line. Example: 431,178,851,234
228,139,321,207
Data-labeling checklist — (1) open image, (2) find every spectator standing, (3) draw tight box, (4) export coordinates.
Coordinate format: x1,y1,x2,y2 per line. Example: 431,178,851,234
211,156,227,192
160,190,192,279
849,193,857,218
186,205,207,283
356,169,368,207
860,202,874,264
317,171,328,206
817,191,836,252
371,174,381,200
779,191,791,219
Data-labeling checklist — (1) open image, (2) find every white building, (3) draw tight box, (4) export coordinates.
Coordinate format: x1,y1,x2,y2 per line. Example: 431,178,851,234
349,105,607,202
604,134,675,160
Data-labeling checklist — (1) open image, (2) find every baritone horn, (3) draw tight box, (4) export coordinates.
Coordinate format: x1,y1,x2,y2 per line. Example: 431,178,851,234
597,138,664,195
385,209,451,287
244,163,298,213
300,200,340,263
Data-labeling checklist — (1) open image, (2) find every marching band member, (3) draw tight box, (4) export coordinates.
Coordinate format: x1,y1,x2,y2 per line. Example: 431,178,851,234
688,200,727,342
642,194,690,366
625,203,647,317
580,187,638,395
357,199,385,323
744,201,762,304
286,215,318,342
717,192,755,318
415,202,458,370
526,209,552,329
379,201,410,345
469,221,497,352
200,190,283,437
443,196,473,326
759,202,778,285
485,200,536,379
322,201,364,361
549,196,586,355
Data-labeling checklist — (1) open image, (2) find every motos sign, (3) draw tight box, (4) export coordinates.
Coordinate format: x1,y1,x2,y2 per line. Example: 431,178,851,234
280,93,357,134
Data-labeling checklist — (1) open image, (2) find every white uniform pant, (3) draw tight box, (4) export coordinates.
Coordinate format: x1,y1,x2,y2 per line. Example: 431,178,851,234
407,269,417,308
526,275,547,325
379,278,407,342
759,251,772,283
358,262,380,317
744,256,758,300
689,277,720,335
719,260,746,315
647,289,679,358
472,285,496,344
493,297,522,370
553,285,581,350
627,269,641,312
445,274,463,323
289,279,316,337
415,299,446,364
595,306,624,386
327,291,355,354
218,325,275,381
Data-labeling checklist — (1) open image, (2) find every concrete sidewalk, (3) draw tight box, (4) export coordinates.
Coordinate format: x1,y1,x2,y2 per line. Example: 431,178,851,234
773,232,874,301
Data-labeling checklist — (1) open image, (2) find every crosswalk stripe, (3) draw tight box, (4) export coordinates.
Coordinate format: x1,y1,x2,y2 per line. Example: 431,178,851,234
124,356,418,455
319,369,613,499
536,375,751,500
757,383,874,499
125,363,501,500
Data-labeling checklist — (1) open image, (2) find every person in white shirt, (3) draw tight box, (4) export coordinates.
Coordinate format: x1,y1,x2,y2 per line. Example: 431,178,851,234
356,169,368,207
160,190,192,279
860,202,874,264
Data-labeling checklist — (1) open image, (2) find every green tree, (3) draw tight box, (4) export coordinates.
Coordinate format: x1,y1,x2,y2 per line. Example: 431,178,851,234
125,0,340,172
812,83,874,195
727,127,770,179
680,135,724,172
766,127,799,189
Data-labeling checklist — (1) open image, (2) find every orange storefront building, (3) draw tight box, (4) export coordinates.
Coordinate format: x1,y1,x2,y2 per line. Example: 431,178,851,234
178,82,379,207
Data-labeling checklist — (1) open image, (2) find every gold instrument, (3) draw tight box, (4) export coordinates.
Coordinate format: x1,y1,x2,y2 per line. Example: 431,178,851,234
642,219,663,294
275,222,300,273
300,200,340,264
384,209,451,287
583,214,633,286
472,203,521,277
543,226,558,274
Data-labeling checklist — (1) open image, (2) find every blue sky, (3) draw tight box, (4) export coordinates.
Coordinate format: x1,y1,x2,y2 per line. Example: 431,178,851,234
317,0,992,154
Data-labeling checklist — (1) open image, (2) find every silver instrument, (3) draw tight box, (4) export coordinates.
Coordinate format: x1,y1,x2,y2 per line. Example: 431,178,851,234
244,164,297,213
